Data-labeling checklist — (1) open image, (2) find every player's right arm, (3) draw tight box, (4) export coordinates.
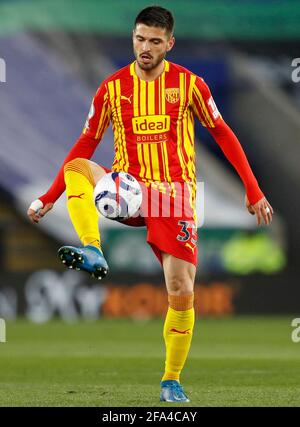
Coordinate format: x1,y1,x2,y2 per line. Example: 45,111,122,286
27,81,111,224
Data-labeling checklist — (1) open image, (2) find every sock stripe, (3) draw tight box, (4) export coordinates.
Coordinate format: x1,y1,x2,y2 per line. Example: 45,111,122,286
168,293,194,311
64,158,95,186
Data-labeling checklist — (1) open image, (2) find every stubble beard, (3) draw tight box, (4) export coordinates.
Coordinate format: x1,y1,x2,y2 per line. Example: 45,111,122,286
135,51,166,72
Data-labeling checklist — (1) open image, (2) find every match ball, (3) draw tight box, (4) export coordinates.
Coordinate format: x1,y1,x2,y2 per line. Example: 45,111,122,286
94,172,142,220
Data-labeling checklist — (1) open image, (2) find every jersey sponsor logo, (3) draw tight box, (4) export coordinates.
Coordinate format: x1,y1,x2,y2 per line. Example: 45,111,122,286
132,115,170,135
136,134,168,143
170,328,191,335
165,88,180,104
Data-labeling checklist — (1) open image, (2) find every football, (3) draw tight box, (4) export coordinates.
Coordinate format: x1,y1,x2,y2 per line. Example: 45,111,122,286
94,172,142,220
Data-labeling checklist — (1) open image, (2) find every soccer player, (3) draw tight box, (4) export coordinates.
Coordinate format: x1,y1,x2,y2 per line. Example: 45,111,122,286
27,6,273,402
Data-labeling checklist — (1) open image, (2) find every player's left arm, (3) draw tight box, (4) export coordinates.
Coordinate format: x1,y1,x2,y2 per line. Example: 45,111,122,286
191,76,273,226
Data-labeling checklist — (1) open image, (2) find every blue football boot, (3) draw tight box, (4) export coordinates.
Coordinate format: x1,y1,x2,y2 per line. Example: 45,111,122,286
160,380,190,403
58,245,109,280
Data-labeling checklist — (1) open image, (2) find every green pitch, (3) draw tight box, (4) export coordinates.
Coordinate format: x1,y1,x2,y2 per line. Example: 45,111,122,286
0,316,300,407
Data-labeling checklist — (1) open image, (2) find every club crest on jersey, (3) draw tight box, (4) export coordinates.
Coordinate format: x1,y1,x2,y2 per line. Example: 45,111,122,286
165,88,180,104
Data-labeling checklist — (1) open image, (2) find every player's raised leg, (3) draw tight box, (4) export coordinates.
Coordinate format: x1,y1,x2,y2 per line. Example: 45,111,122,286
58,157,109,279
160,253,196,402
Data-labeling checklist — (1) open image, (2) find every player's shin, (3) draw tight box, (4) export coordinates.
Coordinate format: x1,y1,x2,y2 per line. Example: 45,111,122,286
162,293,195,382
64,159,101,249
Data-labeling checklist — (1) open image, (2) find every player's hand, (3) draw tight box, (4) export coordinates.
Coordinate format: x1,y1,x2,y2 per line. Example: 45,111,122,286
245,195,273,226
27,199,53,224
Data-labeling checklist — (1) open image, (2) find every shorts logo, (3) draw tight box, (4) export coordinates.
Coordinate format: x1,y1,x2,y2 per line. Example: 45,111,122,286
165,88,180,104
132,115,170,135
185,242,196,254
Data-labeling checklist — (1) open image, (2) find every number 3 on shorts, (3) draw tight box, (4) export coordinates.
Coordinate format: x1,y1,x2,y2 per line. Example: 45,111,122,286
177,220,197,245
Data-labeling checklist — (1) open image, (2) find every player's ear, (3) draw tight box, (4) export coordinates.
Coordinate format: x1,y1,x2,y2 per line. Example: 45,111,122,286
167,36,175,52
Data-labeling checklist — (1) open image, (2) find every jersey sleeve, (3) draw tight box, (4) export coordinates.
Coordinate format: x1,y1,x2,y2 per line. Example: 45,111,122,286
191,75,264,205
207,121,264,205
190,76,222,128
82,80,111,140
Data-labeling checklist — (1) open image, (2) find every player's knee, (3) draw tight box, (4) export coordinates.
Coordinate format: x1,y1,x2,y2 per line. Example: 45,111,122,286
89,162,106,184
64,158,95,186
64,158,85,174
166,274,193,295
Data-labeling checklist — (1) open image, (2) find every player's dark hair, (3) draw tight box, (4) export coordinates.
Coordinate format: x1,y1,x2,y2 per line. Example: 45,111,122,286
134,6,174,35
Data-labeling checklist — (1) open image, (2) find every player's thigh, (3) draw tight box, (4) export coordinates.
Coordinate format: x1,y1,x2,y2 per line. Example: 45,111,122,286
162,253,196,295
146,213,197,293
87,160,108,186
146,216,198,264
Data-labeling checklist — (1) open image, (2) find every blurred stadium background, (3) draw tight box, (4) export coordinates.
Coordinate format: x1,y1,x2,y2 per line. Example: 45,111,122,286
0,0,300,407
1,0,299,320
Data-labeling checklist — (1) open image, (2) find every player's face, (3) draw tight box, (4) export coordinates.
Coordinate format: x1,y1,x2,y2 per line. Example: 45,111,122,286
133,24,175,72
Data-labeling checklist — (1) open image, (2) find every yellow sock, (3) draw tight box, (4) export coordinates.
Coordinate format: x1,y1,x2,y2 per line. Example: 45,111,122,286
64,158,101,249
162,294,195,382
